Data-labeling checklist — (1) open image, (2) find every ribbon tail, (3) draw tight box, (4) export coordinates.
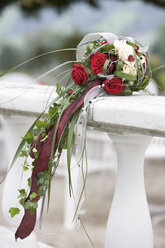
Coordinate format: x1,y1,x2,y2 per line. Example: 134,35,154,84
15,79,101,240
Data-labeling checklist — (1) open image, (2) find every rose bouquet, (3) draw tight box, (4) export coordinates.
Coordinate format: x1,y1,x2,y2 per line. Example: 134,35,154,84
6,33,152,239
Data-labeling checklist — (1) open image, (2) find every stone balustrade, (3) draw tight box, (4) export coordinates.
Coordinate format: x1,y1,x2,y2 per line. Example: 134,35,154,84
1,83,165,248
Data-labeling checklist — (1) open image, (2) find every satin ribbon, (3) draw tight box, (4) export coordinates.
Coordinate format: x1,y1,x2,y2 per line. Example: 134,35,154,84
15,79,102,240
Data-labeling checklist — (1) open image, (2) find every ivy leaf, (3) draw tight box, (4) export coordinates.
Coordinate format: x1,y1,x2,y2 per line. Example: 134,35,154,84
19,150,28,157
36,120,46,128
9,207,20,217
19,197,26,206
23,166,29,171
30,192,37,201
18,189,26,197
28,178,32,187
38,185,45,196
22,132,34,144
24,201,38,215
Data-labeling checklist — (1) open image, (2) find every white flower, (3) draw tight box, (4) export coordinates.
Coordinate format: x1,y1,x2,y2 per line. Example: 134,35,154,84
114,39,136,66
123,64,137,76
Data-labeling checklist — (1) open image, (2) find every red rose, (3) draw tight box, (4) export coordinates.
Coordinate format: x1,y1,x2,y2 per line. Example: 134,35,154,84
90,52,107,74
72,64,89,85
103,77,125,95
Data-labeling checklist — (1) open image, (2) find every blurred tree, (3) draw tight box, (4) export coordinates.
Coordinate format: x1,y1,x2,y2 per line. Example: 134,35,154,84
0,0,98,13
151,25,165,94
0,0,165,13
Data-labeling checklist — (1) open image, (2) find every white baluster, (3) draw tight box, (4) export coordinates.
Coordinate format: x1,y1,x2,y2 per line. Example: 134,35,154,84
64,161,79,229
1,115,40,248
105,133,153,248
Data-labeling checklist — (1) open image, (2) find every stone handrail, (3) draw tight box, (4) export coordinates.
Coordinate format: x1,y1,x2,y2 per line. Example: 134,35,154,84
1,84,165,136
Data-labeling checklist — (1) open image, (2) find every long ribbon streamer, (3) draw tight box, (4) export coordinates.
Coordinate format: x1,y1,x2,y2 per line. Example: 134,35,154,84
15,78,102,240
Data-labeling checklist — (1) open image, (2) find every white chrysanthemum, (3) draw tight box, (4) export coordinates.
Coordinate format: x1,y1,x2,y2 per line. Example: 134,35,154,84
123,64,137,76
114,39,136,66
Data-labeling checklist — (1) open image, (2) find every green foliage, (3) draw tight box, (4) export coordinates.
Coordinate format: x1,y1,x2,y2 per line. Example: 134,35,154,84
114,71,137,81
24,201,38,215
101,44,115,53
37,170,49,196
30,192,37,201
103,59,109,75
22,132,34,144
66,111,79,195
117,60,124,71
56,83,62,95
35,120,47,129
19,149,28,157
18,189,26,198
28,177,32,187
9,207,20,218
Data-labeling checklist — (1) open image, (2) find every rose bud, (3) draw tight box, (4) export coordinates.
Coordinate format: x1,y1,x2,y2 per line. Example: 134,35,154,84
72,64,89,86
90,52,107,74
67,89,73,95
103,77,125,95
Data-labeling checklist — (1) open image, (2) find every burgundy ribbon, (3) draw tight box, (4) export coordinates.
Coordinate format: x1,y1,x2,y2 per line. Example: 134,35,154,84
15,79,101,240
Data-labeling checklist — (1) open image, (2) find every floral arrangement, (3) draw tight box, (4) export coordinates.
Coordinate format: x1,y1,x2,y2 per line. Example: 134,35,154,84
7,33,152,240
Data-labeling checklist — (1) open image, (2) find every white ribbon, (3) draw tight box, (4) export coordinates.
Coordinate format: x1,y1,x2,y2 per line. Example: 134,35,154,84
76,32,118,61
73,85,105,227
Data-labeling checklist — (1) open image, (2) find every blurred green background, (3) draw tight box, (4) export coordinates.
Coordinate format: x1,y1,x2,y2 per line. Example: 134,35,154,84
0,0,165,92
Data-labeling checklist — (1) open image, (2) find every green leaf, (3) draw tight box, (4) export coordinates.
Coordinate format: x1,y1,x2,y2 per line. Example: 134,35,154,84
9,207,20,217
101,44,114,53
30,192,37,200
58,126,69,153
19,198,26,206
127,41,137,50
38,186,45,196
36,120,46,128
86,45,92,55
18,189,26,197
114,71,137,81
56,83,62,95
23,166,29,171
22,132,34,144
24,200,38,215
19,150,28,157
103,59,110,75
117,60,124,71
67,110,79,196
28,177,32,187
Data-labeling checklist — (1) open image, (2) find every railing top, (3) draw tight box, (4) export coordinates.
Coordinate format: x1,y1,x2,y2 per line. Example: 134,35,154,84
0,84,165,137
